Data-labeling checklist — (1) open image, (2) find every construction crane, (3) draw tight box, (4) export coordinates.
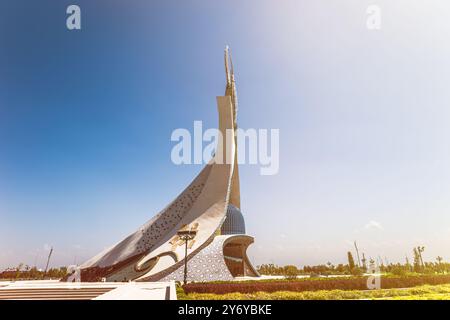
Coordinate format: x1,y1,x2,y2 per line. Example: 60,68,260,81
354,241,362,268
44,247,53,275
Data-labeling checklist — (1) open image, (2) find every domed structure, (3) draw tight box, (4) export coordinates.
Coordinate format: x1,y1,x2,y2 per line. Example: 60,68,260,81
221,204,246,235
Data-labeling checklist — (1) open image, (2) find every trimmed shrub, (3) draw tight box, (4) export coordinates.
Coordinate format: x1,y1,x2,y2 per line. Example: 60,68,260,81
183,274,450,295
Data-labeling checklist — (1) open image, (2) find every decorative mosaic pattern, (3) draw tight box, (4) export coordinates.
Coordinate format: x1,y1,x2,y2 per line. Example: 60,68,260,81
159,236,234,282
134,176,208,255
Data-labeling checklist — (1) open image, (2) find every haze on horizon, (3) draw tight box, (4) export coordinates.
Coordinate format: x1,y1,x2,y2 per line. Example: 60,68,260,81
1,0,450,270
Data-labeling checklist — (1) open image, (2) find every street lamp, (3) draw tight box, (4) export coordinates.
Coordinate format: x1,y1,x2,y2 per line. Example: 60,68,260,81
177,230,197,285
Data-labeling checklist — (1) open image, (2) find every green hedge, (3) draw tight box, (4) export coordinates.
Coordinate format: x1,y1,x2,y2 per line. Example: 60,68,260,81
181,284,450,300
183,274,450,294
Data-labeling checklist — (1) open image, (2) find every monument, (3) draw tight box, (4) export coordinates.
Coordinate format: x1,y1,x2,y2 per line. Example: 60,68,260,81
78,47,259,282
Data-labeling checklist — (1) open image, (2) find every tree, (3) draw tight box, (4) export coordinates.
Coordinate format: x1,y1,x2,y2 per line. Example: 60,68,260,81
405,255,412,272
413,247,421,272
347,252,356,271
283,265,299,280
361,253,367,272
436,256,444,273
15,263,24,281
335,264,345,274
413,246,426,272
417,246,425,268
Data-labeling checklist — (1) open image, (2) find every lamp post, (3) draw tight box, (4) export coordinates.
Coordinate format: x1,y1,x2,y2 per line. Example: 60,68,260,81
177,230,197,285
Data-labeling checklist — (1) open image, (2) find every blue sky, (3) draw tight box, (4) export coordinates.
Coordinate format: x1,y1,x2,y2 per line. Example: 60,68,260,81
1,0,450,269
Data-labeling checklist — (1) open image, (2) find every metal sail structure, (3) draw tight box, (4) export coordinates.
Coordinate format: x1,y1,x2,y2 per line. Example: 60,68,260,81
75,47,258,282
224,46,241,209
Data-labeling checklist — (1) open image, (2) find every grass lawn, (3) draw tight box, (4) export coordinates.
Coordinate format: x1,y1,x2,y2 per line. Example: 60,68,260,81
178,284,450,300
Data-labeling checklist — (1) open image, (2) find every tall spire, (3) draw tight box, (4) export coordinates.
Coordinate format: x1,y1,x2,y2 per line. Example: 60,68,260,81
224,46,231,87
224,46,238,129
224,46,240,209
